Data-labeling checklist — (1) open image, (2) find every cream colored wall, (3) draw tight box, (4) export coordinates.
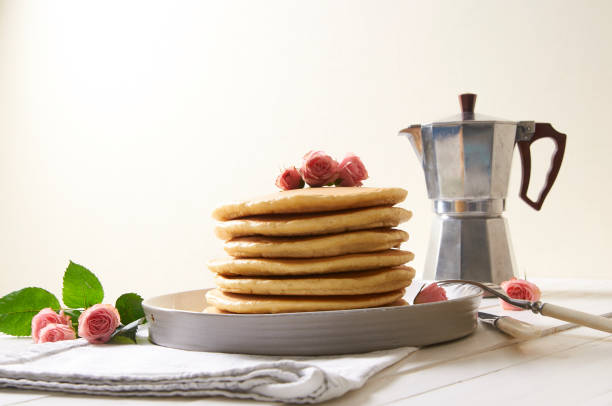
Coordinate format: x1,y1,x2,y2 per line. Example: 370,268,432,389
1,0,611,302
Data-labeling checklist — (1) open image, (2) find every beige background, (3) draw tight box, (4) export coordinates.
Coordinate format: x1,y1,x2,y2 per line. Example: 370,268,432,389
0,0,611,302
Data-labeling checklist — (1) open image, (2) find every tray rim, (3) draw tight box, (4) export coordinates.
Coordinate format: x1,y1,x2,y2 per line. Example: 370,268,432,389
142,283,483,318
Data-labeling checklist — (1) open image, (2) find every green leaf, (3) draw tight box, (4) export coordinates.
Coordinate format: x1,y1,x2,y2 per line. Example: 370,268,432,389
110,317,144,344
62,261,104,309
0,287,60,336
115,293,144,325
110,335,136,344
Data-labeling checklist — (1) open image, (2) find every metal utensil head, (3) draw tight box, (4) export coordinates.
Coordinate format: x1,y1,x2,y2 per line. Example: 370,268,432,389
477,311,500,320
437,279,535,311
477,311,499,327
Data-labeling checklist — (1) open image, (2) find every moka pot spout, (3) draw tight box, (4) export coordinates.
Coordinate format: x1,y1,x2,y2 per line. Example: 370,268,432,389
398,125,423,165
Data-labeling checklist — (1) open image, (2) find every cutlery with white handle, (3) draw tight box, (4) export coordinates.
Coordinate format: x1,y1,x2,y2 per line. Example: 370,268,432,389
478,311,543,339
439,280,612,334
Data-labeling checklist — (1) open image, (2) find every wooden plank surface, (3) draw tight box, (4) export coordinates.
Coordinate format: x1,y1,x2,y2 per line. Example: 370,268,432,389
332,327,612,405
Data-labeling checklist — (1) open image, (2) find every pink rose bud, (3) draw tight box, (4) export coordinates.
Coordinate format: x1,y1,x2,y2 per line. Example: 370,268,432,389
414,283,448,304
78,304,121,344
336,154,369,187
500,278,541,310
37,323,76,343
31,308,72,343
300,150,339,187
275,167,305,190
59,310,72,326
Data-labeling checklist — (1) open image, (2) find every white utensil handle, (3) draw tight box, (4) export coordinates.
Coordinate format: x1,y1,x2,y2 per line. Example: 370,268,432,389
496,317,542,340
540,303,612,333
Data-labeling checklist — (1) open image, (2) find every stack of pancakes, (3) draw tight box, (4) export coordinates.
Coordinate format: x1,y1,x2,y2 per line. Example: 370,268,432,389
206,187,415,314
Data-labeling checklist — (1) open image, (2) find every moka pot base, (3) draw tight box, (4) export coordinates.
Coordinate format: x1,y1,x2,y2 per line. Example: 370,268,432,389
424,216,516,285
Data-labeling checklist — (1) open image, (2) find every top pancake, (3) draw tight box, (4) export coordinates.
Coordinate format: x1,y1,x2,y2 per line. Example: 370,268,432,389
212,187,408,221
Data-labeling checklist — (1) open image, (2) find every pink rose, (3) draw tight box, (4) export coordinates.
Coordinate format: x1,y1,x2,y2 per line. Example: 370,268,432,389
31,308,72,343
500,278,541,310
414,283,448,304
336,154,369,187
78,304,121,344
38,323,76,343
275,167,305,190
300,151,339,187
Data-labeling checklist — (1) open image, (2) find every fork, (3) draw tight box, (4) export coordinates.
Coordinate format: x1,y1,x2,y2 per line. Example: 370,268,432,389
438,280,612,334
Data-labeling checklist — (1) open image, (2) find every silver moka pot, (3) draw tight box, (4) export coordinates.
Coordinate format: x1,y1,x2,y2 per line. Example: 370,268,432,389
400,93,566,283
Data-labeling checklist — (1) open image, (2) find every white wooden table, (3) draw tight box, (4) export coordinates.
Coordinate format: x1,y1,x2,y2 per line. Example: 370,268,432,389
1,278,611,406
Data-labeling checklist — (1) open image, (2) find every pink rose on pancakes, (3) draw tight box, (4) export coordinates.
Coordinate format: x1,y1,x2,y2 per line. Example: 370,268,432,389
414,283,448,304
38,323,76,343
337,154,369,187
78,304,121,344
275,167,305,190
500,278,541,310
31,308,72,343
300,151,339,187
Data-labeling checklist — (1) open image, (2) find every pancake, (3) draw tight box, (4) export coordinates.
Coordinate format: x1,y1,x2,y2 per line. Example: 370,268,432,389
207,249,415,276
203,306,233,314
214,266,415,296
204,298,409,314
214,206,412,240
386,298,409,307
205,288,406,314
224,229,409,258
212,187,407,221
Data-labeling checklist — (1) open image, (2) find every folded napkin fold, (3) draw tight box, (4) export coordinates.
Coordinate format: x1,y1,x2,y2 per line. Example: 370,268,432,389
0,329,417,404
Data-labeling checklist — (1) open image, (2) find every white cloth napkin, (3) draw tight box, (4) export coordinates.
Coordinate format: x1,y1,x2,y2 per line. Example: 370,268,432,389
0,329,417,404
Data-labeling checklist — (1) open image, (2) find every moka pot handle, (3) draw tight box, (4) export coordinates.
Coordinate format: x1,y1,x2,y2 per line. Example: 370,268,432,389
517,123,567,210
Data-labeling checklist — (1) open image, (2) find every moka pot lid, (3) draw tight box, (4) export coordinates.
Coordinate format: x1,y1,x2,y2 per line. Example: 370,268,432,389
425,93,516,126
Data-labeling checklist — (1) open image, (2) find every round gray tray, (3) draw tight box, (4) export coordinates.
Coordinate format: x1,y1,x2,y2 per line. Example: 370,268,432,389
143,283,482,355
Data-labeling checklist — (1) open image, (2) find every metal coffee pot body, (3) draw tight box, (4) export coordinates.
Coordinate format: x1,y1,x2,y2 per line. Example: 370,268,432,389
400,94,566,283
